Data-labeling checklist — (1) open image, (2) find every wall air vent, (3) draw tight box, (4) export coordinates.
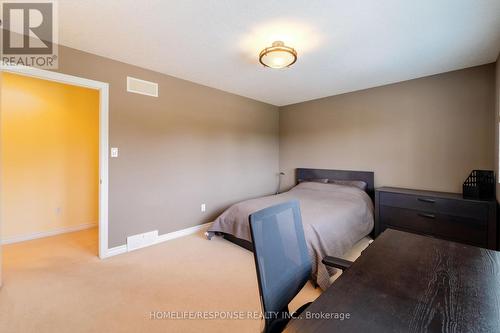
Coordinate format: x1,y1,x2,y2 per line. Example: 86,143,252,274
127,76,159,97
127,230,159,252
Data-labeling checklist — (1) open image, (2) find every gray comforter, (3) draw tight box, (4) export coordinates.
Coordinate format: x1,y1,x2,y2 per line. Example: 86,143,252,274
208,182,374,290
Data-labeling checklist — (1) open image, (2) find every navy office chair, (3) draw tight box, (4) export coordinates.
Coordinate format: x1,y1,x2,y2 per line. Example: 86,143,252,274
249,200,352,333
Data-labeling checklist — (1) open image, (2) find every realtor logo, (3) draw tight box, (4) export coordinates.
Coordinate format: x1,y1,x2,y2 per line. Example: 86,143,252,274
1,0,58,68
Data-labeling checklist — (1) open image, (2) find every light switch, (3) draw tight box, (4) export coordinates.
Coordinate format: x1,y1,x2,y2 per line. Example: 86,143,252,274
111,147,119,158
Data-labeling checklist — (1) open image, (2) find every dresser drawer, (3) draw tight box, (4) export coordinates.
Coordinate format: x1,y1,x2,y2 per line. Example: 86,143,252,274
379,192,489,220
380,205,487,246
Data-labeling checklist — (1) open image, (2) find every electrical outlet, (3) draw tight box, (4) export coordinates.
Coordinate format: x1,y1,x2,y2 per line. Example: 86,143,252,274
111,147,119,158
201,203,206,212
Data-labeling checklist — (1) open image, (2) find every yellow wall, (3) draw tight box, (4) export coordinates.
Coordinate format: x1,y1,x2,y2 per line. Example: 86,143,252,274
1,73,99,240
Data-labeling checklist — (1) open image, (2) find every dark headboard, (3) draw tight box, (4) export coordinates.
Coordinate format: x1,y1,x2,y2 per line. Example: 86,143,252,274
296,168,375,202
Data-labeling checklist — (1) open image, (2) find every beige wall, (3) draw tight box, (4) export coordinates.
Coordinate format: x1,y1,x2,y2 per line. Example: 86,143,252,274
1,73,99,240
2,43,494,250
279,64,496,193
52,46,279,247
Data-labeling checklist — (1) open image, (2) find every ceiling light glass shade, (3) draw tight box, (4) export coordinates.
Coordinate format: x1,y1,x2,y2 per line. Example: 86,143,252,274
259,41,297,68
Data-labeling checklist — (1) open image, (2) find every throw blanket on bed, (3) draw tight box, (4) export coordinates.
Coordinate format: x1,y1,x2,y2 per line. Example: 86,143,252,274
208,182,374,290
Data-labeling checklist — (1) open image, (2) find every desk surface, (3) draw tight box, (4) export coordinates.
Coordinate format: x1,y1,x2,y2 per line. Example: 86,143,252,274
285,229,500,333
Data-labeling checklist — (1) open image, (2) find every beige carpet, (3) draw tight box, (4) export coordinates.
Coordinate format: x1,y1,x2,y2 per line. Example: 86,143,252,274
0,228,369,333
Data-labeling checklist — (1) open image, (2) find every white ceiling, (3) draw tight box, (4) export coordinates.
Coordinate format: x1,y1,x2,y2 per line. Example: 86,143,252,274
59,0,500,106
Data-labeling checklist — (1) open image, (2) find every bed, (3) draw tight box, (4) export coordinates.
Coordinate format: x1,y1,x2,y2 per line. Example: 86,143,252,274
206,168,375,290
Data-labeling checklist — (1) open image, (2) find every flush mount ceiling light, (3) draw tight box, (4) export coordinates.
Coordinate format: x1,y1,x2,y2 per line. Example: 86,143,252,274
259,41,297,69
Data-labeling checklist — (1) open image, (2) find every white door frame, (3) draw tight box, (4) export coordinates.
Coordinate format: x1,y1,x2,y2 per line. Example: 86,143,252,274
1,64,110,259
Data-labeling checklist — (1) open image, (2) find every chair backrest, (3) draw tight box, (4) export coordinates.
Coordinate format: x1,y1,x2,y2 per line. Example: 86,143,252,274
249,200,312,331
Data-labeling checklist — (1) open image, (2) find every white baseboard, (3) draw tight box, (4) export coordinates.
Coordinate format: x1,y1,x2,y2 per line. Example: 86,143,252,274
101,222,213,259
104,244,127,258
1,222,97,245
156,222,212,244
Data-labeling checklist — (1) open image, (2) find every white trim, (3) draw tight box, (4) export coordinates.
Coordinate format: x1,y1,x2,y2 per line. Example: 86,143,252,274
104,245,128,258
156,222,212,243
102,222,213,259
1,64,108,90
1,63,110,259
1,223,97,245
98,81,110,260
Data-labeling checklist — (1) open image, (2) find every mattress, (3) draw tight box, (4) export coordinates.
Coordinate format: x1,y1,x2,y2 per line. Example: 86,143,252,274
208,181,374,290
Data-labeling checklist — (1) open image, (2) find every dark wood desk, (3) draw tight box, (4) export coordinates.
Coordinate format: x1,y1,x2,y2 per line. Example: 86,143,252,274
285,229,500,333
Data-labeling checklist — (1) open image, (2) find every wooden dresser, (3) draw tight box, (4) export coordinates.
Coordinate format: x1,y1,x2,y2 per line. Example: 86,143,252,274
375,187,497,249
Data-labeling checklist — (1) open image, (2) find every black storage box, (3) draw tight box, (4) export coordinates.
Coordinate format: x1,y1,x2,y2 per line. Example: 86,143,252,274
463,170,495,200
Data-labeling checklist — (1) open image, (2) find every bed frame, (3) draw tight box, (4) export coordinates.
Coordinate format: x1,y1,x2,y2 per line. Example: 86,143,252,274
296,168,375,202
213,168,375,251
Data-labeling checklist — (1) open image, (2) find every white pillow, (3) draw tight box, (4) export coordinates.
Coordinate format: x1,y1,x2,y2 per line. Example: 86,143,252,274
297,178,329,184
329,179,367,191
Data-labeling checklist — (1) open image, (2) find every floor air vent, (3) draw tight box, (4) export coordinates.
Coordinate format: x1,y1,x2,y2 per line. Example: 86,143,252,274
127,76,158,97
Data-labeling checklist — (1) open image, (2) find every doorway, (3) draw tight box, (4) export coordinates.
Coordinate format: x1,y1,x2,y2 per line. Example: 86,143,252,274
0,65,109,261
